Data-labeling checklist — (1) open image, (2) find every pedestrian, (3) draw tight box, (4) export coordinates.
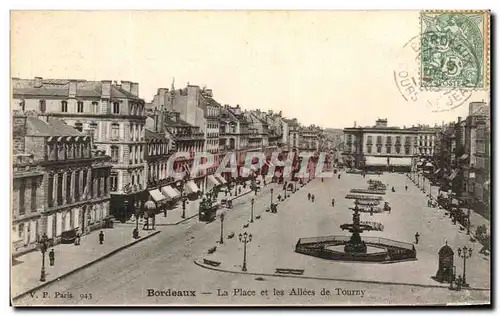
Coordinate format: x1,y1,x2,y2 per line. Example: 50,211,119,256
308,193,311,201
277,194,282,201
338,174,341,179
331,198,335,207
414,232,420,244
49,248,55,266
370,207,373,216
321,177,324,182
392,186,395,192
74,233,81,246
311,194,315,202
405,185,408,191
99,231,104,245
164,208,167,217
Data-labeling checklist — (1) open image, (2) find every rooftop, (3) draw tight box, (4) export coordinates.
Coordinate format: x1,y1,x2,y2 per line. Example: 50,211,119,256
26,116,84,137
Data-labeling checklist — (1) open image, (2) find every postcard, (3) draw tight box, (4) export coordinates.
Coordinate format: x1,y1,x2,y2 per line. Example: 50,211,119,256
10,10,491,306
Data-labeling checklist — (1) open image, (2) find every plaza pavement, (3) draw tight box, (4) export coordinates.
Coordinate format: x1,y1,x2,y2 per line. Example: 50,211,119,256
202,171,490,302
12,174,489,306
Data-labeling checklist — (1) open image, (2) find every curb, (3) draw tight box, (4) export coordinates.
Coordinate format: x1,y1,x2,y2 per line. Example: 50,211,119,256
12,230,161,301
193,260,490,292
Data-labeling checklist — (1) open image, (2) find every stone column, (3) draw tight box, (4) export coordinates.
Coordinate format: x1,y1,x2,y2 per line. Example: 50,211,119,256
52,174,58,207
86,168,92,199
79,169,84,198
70,170,75,203
62,172,67,205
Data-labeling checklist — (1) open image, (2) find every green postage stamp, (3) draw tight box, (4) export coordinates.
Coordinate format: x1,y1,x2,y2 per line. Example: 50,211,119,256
420,10,490,89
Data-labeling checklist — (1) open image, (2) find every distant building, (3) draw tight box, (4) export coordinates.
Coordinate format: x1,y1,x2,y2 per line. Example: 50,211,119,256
342,118,420,171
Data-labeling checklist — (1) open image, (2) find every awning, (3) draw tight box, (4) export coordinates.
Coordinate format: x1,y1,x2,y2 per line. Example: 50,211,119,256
185,180,200,194
434,168,441,175
214,173,227,184
149,189,167,202
365,156,388,166
239,167,253,177
207,175,220,186
161,186,180,199
459,154,469,160
425,162,434,167
388,157,412,166
448,169,459,181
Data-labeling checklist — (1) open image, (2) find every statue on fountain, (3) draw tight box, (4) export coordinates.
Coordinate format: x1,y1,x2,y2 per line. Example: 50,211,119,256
341,205,368,254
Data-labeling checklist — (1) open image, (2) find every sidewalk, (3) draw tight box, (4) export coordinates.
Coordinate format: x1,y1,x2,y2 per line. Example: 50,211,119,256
11,225,160,299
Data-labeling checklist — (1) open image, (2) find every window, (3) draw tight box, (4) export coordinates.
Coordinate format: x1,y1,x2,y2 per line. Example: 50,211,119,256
377,136,382,144
57,173,63,205
113,102,120,114
74,122,83,132
367,136,373,144
74,172,80,202
31,179,37,212
109,172,118,191
131,174,135,185
377,146,382,154
92,101,99,114
66,173,72,202
88,122,98,139
18,223,24,239
396,136,401,143
367,146,372,154
111,146,119,162
129,145,134,164
111,123,120,140
386,146,391,154
77,101,84,113
39,100,46,113
396,146,401,154
61,101,68,112
47,174,53,207
18,180,25,216
405,147,410,155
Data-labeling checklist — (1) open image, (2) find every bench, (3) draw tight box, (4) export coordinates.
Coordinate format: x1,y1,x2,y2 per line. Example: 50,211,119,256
203,258,221,267
275,268,305,275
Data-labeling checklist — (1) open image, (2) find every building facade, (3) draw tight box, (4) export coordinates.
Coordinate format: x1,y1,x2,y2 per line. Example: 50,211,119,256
12,77,147,222
12,112,112,256
342,119,418,171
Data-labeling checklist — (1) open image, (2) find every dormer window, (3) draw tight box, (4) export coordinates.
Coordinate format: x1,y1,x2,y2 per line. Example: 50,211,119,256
113,102,120,114
61,101,68,113
77,101,84,113
39,100,46,113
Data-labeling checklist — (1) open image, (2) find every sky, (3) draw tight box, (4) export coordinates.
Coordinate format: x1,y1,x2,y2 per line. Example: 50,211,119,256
11,11,489,129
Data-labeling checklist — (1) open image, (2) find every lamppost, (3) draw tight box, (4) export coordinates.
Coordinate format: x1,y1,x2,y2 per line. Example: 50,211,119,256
238,231,252,272
250,198,254,223
270,188,274,206
38,234,49,282
457,246,473,287
219,212,225,244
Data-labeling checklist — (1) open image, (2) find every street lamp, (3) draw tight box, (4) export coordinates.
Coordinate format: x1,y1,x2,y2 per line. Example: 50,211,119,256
457,246,473,287
250,198,255,223
270,188,274,206
238,231,252,272
219,212,225,244
38,234,49,282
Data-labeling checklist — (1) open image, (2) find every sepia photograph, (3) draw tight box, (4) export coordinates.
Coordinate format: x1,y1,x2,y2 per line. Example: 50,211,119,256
9,10,491,306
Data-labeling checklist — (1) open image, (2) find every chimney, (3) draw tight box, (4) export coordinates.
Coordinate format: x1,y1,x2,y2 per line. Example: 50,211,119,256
13,112,27,155
69,80,77,98
131,82,139,96
34,77,43,88
101,80,112,99
121,81,132,92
